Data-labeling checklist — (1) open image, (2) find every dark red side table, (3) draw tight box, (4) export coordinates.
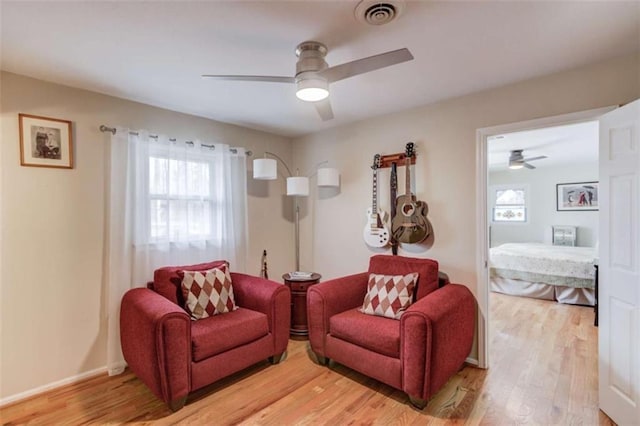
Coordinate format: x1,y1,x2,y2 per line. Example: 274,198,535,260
282,272,321,339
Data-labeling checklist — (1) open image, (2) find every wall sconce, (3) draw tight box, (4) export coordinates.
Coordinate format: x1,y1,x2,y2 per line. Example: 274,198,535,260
253,151,340,272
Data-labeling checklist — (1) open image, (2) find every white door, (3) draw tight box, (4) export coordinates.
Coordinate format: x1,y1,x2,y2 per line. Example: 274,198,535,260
599,99,640,425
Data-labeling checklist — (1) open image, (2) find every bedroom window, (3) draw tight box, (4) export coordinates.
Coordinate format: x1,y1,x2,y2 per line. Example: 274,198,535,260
492,187,527,222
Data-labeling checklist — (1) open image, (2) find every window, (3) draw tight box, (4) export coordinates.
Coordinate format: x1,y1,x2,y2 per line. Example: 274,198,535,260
148,154,216,242
492,186,527,222
140,139,246,246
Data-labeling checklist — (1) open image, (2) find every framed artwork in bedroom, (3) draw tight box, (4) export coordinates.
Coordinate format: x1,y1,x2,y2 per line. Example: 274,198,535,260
19,113,73,169
556,181,598,211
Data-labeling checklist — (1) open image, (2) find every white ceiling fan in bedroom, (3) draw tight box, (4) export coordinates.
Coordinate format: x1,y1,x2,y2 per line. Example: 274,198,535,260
201,40,414,121
508,149,547,169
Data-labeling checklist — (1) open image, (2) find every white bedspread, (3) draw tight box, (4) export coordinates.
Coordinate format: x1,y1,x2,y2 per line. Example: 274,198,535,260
490,243,597,280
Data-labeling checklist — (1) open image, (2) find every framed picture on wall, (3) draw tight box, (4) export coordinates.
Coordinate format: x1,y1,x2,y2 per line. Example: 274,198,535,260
556,181,598,211
19,113,73,169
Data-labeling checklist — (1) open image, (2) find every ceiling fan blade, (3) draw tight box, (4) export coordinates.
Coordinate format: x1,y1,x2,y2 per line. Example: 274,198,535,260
314,98,334,121
201,75,295,84
523,155,547,162
319,48,414,83
523,162,536,169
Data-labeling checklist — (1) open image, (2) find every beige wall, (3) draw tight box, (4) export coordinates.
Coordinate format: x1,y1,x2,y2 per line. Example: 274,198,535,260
489,163,600,248
292,53,639,352
1,52,638,401
0,71,294,400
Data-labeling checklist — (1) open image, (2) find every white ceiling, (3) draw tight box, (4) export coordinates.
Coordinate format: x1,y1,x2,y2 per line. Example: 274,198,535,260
1,1,638,138
487,120,599,171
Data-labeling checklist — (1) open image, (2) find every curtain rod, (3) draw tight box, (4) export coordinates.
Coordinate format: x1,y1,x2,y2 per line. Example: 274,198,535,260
99,125,252,155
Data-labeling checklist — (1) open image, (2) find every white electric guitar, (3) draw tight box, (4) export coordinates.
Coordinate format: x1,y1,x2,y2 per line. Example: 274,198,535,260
363,154,390,247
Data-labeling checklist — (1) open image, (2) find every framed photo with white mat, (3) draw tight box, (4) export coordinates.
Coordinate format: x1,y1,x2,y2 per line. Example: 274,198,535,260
19,113,73,169
556,181,598,211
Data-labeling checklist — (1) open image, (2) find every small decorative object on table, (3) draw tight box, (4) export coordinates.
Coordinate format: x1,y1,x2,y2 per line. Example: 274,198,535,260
19,113,73,169
283,272,321,339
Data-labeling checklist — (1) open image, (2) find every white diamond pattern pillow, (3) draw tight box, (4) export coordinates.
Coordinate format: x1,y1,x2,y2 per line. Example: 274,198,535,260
181,265,238,320
360,272,418,320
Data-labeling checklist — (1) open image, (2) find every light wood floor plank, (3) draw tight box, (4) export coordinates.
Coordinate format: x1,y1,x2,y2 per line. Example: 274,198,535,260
0,293,614,425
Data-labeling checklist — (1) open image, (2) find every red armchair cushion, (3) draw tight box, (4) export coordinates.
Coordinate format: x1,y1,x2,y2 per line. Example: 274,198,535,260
191,308,269,362
368,255,439,301
181,265,237,319
361,272,418,319
330,308,400,358
152,260,228,306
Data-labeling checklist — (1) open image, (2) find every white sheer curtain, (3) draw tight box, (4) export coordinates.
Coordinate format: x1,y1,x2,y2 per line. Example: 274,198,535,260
105,128,248,375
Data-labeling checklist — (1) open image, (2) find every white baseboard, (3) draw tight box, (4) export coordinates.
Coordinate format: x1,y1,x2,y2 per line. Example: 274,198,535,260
108,363,127,376
0,366,107,408
465,356,480,367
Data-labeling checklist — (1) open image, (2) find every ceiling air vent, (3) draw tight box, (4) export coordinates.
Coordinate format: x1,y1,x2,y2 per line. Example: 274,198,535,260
355,1,405,26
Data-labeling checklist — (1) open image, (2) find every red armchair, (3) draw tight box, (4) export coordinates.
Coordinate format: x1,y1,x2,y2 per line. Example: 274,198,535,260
307,255,475,409
120,261,291,411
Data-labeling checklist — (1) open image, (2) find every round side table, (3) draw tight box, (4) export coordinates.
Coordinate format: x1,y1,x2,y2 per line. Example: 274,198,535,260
282,273,321,339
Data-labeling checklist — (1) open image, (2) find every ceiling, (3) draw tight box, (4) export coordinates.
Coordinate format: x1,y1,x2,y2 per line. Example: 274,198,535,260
1,1,638,138
487,120,599,171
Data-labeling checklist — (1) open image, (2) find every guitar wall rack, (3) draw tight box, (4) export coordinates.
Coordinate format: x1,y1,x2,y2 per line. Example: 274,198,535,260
377,152,416,169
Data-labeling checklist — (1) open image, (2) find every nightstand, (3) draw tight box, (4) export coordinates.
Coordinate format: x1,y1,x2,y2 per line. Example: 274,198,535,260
283,272,321,339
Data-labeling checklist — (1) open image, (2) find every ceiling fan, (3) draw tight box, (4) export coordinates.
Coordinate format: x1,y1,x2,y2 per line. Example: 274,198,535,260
508,149,547,169
202,41,414,121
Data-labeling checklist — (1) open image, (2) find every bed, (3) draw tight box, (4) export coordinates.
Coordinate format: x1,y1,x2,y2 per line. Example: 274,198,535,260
489,242,597,306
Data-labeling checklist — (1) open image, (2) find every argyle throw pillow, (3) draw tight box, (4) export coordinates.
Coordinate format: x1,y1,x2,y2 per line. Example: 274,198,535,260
181,264,238,320
360,272,419,320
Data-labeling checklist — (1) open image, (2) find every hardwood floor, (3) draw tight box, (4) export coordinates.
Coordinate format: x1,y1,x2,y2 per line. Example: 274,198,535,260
1,293,613,425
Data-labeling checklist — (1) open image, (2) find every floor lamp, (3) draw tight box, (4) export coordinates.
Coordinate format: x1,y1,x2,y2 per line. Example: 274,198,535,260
253,152,340,273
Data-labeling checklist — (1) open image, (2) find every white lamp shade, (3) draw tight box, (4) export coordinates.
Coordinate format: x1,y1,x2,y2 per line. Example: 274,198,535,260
317,167,340,187
286,177,309,196
296,78,329,102
253,158,277,180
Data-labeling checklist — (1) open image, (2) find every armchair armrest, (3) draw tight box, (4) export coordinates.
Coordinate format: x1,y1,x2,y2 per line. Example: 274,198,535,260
307,272,369,357
400,283,475,401
230,272,291,355
120,288,191,405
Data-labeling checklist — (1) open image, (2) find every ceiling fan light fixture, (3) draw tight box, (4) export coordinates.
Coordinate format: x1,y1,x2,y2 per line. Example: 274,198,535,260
508,149,524,169
203,39,413,119
296,77,329,102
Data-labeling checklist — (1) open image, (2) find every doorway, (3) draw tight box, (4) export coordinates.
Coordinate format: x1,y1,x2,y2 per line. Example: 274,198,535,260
474,106,616,369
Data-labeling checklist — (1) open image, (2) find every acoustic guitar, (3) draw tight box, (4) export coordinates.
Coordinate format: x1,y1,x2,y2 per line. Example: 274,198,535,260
391,142,431,244
363,154,390,247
